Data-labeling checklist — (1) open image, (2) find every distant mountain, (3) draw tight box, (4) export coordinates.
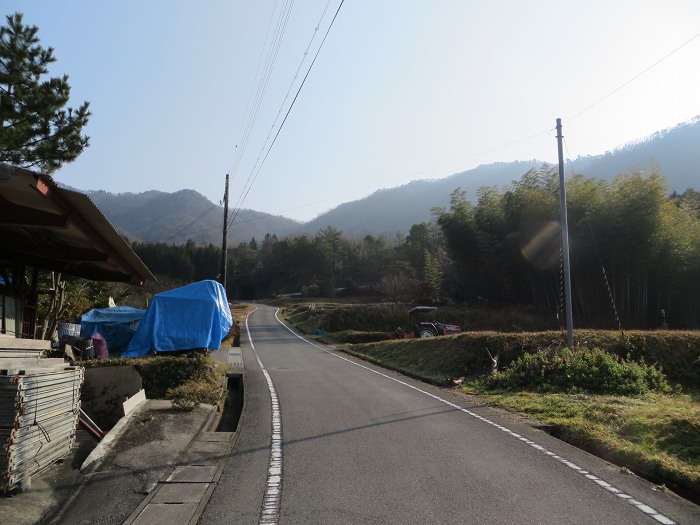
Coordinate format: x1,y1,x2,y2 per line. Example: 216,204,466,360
83,119,700,245
297,161,542,238
87,189,301,245
297,118,700,238
568,117,700,191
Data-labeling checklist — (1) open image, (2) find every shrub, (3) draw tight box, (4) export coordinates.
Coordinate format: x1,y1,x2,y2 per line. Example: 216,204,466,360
487,347,672,395
329,330,395,344
82,352,227,401
167,379,224,410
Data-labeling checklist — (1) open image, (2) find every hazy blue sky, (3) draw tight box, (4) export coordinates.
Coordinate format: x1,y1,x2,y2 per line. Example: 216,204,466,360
5,1,700,222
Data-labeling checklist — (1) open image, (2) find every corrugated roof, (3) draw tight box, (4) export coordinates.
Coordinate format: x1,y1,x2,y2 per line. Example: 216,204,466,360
0,163,155,284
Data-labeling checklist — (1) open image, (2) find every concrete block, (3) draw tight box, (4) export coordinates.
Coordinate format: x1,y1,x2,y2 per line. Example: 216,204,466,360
166,465,218,483
151,482,210,503
122,389,146,416
131,503,198,525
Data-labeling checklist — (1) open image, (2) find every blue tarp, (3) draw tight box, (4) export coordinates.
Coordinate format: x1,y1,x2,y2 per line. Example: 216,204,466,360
122,280,233,357
80,306,145,357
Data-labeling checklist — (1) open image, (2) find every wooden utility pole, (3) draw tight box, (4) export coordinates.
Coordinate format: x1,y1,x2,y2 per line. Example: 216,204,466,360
220,173,229,290
556,118,574,348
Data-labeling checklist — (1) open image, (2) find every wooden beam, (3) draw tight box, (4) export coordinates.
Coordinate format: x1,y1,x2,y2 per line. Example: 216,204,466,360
0,201,68,227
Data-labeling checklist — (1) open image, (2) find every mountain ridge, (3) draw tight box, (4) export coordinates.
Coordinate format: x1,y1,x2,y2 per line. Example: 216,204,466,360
84,119,700,245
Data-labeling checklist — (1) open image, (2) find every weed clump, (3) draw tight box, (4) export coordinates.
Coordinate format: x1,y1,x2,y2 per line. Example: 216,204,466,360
82,352,227,406
167,379,224,410
487,348,672,396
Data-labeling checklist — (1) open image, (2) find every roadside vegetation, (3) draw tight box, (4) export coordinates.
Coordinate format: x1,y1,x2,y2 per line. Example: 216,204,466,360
44,168,697,338
279,302,700,503
82,352,228,410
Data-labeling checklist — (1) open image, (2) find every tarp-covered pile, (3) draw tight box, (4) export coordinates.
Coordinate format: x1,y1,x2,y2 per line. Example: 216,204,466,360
123,280,233,357
80,305,145,357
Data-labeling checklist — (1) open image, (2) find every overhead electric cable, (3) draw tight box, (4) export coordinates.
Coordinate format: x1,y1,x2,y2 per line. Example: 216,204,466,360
229,0,335,222
229,0,344,227
229,1,335,221
227,2,280,175
228,0,295,185
566,30,700,123
156,205,218,243
227,25,699,230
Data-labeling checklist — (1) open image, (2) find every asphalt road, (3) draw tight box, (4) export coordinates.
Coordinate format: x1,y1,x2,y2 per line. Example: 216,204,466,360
200,304,700,525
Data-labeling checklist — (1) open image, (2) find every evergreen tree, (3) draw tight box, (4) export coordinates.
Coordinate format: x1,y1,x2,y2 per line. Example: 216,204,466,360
0,13,90,172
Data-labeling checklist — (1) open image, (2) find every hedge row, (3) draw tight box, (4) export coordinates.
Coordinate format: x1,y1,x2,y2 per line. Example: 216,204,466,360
346,330,700,388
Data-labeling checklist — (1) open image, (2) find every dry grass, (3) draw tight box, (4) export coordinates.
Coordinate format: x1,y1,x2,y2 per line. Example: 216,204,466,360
230,302,257,319
464,387,700,500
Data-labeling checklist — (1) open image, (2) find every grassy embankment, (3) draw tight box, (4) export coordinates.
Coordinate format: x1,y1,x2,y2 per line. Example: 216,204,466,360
279,302,700,503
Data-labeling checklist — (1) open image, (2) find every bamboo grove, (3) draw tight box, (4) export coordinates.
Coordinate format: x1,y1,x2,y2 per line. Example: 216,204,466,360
130,167,700,330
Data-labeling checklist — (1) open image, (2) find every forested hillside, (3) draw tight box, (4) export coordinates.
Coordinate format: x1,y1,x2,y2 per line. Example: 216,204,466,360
88,189,301,244
571,118,700,191
89,119,700,243
132,168,700,330
299,161,542,237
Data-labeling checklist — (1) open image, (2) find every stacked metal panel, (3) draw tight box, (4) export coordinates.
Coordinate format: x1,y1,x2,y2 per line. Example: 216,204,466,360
0,335,49,358
0,348,44,359
0,363,84,493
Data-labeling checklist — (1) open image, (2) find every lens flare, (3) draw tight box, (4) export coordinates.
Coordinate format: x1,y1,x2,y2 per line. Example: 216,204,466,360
520,221,561,269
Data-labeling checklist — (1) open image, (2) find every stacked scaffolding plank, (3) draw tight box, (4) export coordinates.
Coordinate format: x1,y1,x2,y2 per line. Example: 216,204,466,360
0,358,84,493
0,336,48,359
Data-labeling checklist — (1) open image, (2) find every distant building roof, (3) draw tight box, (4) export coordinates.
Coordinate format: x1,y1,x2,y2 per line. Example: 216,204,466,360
0,163,155,284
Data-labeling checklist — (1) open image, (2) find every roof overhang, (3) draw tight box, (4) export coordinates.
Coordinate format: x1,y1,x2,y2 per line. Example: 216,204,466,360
0,163,155,284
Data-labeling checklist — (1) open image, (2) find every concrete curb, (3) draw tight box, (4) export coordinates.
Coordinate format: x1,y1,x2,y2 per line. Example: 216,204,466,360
123,348,247,525
121,403,224,525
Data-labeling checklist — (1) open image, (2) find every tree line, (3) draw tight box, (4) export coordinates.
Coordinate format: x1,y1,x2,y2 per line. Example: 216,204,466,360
4,15,697,332
131,167,700,330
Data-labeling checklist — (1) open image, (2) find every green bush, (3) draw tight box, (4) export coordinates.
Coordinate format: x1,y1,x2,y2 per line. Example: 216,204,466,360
487,348,672,395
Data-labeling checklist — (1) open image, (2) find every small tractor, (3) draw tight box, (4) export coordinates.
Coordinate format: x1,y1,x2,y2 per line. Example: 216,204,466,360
409,306,462,338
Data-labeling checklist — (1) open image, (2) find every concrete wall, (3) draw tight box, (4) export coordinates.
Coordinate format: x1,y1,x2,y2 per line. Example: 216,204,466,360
82,366,143,431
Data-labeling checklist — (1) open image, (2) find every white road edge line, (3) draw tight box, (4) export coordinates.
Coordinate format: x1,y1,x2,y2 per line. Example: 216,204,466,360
246,307,283,525
272,308,679,525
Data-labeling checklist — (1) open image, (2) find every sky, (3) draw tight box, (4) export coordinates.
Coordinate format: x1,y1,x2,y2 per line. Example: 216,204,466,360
4,1,700,222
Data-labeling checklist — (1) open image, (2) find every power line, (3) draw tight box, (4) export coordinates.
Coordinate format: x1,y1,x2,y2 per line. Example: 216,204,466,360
229,0,334,219
154,205,218,243
228,1,326,220
228,0,295,186
229,0,345,228
220,19,699,233
234,29,700,225
565,30,700,124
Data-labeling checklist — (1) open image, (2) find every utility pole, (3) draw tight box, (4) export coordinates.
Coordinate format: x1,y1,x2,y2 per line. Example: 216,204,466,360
220,173,229,290
556,118,574,348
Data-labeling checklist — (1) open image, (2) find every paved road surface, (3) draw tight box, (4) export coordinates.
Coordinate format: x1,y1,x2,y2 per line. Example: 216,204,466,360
200,304,700,525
